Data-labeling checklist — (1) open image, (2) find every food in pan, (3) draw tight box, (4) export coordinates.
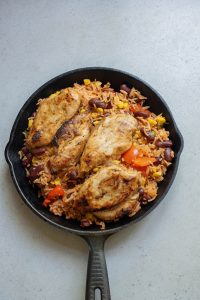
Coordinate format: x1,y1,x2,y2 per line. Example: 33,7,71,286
19,80,174,229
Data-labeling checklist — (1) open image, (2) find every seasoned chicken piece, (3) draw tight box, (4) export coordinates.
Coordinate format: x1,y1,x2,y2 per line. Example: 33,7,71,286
26,89,81,149
49,114,91,172
93,193,140,221
80,113,138,174
63,163,141,213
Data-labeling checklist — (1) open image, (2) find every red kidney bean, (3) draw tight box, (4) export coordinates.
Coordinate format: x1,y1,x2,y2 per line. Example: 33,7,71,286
31,147,46,156
164,148,173,162
140,128,155,142
134,111,150,118
89,98,107,109
76,178,84,184
103,112,111,117
22,153,32,167
140,193,152,204
69,169,78,179
155,140,173,148
138,187,144,197
153,156,163,166
120,84,131,94
106,101,113,109
21,146,29,155
28,165,44,181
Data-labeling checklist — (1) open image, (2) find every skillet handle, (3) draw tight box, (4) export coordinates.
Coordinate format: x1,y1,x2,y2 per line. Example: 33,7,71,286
83,235,111,300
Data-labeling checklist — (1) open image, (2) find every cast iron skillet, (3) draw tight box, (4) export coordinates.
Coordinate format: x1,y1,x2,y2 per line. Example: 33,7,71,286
5,67,183,300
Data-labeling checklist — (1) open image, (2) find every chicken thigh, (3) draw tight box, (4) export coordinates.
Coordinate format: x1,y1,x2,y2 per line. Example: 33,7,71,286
80,113,138,174
63,163,141,219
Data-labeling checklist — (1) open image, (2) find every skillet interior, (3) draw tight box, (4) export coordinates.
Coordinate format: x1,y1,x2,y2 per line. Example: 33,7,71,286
5,67,184,236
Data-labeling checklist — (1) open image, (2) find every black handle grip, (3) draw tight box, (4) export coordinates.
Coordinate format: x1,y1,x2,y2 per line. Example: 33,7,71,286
83,235,111,300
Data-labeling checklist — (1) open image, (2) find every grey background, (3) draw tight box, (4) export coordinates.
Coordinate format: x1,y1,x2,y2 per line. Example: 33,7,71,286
0,0,199,299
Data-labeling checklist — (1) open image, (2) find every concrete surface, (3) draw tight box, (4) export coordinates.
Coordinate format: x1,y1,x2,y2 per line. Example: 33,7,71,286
0,0,199,299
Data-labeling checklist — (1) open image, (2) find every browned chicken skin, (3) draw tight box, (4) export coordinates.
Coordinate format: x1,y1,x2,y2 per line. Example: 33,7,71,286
49,114,91,172
26,89,81,149
80,114,138,174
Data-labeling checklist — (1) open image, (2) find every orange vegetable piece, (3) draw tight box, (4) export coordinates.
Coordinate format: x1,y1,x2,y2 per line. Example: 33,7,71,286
122,145,139,164
47,185,64,199
132,157,156,167
122,145,155,177
130,104,150,114
132,165,149,176
129,104,143,113
42,185,65,207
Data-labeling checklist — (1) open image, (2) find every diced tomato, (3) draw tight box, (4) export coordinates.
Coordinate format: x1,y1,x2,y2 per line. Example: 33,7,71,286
132,165,149,176
42,185,65,207
132,157,156,167
47,185,64,199
130,104,150,115
122,145,156,177
129,104,143,113
122,145,139,164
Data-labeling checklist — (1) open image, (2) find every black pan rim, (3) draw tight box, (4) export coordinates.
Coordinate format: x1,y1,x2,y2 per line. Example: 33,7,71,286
5,67,184,236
